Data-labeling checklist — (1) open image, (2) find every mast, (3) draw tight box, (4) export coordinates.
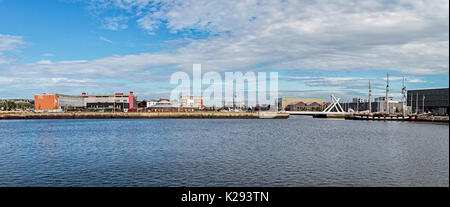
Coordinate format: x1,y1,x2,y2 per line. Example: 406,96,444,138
368,80,372,113
356,98,359,112
401,77,406,116
385,73,389,114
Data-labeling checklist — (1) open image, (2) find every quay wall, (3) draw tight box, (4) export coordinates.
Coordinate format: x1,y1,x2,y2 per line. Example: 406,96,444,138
0,112,289,119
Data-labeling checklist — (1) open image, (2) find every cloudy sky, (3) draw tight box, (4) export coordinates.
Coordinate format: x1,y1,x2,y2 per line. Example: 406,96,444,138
0,0,448,101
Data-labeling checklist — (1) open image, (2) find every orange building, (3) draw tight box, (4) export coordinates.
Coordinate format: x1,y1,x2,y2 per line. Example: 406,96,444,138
34,92,137,112
34,94,85,112
34,94,59,111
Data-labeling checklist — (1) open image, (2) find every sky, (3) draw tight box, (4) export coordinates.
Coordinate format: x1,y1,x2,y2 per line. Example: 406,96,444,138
0,0,448,102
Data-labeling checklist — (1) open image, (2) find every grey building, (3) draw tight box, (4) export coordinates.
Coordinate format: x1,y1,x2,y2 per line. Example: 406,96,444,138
58,95,85,110
407,88,449,115
345,99,404,113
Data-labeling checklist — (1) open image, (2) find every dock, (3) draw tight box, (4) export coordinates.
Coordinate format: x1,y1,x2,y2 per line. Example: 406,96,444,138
288,111,349,118
0,112,290,119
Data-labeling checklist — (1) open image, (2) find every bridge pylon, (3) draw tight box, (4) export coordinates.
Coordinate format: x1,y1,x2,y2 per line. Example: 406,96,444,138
323,95,345,113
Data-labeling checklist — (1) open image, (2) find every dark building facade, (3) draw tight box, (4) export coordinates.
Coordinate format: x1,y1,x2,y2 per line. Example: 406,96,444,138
407,88,448,115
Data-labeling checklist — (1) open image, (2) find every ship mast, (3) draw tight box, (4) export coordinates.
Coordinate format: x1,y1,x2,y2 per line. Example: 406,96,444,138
385,73,389,114
368,80,372,113
401,77,406,116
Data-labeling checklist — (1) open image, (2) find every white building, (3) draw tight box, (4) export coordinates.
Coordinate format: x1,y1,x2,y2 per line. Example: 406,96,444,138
180,95,203,109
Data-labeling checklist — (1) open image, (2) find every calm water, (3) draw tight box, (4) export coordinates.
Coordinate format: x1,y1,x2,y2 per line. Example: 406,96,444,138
0,116,448,187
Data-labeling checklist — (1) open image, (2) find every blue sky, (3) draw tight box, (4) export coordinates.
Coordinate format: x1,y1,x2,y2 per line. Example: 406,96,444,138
0,0,448,102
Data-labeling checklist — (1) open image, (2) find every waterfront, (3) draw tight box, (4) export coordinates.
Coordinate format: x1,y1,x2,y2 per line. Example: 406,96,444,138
0,116,448,187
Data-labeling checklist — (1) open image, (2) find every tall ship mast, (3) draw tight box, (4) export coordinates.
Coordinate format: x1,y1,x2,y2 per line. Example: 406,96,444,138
368,80,372,113
385,73,389,114
402,77,407,116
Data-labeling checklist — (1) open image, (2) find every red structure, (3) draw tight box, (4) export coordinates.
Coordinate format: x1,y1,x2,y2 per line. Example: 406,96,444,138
128,91,134,109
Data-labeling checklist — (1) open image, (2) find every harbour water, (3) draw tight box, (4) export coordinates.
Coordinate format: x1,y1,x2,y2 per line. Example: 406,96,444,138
0,116,448,186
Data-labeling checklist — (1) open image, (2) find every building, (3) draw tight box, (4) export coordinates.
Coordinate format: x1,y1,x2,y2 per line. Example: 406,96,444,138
146,99,161,108
180,95,203,109
147,105,198,112
407,88,449,115
375,100,404,114
34,94,85,112
34,91,138,112
83,92,137,109
146,99,179,107
278,98,327,111
345,97,404,113
147,99,199,112
286,101,327,111
352,97,368,103
137,100,147,108
374,97,394,102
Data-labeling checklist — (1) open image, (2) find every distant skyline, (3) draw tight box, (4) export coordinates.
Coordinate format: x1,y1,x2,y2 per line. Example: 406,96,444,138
0,0,448,101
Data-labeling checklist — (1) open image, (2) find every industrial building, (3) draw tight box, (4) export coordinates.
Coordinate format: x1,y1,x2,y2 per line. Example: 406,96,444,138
286,101,328,111
34,91,138,112
278,98,327,111
145,98,201,112
34,94,85,112
83,92,137,110
407,88,449,115
345,97,404,113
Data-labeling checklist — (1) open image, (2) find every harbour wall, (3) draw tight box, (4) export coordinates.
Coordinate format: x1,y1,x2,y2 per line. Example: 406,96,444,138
0,112,290,119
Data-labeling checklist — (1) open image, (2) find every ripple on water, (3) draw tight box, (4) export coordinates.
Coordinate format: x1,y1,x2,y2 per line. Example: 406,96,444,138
0,118,448,187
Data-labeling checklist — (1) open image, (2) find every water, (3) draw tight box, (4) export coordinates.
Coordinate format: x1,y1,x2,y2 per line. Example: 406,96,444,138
0,116,448,187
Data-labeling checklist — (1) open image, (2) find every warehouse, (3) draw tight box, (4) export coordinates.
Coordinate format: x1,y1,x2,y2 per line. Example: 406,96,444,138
83,92,137,110
278,98,327,111
34,94,84,112
407,88,449,115
34,91,138,112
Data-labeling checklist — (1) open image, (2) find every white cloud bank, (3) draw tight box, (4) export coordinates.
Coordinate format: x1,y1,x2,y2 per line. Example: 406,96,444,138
85,0,449,74
0,0,449,98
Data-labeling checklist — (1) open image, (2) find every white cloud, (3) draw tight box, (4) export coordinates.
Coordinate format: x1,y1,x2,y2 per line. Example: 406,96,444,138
1,1,448,98
0,34,25,53
137,14,160,33
99,36,113,43
84,0,449,75
102,15,129,31
0,34,26,64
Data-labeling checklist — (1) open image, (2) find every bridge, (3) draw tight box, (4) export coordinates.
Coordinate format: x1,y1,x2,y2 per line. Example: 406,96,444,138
287,95,349,117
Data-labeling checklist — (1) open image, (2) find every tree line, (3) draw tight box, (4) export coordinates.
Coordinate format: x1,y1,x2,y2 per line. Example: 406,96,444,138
0,101,33,110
